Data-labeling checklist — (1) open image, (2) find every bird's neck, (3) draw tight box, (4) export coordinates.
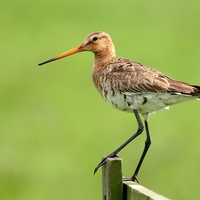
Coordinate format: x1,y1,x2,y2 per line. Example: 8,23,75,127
94,51,116,67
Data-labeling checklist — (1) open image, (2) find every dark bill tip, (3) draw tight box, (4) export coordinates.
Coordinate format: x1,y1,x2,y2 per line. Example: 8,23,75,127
38,57,56,66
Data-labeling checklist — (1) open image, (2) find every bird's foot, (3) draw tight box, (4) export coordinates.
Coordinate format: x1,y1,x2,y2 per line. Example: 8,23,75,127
94,154,119,174
123,175,139,183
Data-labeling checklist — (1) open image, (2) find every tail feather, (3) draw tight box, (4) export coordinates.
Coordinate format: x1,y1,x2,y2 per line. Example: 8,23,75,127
191,85,200,98
168,84,200,98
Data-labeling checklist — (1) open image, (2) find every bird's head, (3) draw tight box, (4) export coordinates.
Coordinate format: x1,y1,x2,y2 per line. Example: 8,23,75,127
38,31,116,66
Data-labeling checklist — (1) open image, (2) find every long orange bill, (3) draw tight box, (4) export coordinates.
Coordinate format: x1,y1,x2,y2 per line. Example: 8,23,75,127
38,43,85,66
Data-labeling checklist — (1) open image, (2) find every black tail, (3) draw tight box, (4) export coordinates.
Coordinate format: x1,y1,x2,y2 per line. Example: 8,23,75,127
191,85,200,97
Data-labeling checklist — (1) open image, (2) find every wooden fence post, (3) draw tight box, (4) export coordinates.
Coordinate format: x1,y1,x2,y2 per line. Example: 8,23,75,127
102,157,171,200
102,157,123,200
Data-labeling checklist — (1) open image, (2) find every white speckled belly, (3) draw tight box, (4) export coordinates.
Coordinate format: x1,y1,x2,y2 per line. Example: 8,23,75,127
101,86,196,114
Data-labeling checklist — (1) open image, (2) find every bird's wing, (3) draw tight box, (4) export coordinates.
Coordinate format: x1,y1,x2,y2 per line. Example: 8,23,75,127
106,57,198,95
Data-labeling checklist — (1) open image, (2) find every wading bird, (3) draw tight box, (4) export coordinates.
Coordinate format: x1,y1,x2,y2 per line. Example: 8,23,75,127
39,31,200,182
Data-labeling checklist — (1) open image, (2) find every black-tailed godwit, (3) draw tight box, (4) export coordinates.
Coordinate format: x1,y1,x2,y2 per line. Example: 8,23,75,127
39,31,200,182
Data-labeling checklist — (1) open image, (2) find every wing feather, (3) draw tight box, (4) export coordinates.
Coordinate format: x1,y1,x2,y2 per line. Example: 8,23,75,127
105,57,199,95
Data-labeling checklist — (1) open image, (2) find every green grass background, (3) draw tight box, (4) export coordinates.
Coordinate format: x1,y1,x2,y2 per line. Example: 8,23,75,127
1,1,200,199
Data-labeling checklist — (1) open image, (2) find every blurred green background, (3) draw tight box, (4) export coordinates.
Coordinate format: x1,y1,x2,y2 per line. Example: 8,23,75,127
1,1,200,199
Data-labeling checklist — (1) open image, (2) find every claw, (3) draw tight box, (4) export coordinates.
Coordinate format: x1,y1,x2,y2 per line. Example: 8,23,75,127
123,175,139,183
94,154,119,174
94,157,107,174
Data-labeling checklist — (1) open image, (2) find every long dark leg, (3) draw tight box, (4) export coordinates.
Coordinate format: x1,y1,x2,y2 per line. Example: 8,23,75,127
126,119,151,182
94,109,144,174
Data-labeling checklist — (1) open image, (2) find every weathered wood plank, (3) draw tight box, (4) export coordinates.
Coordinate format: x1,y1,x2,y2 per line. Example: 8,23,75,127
102,157,123,200
123,181,171,200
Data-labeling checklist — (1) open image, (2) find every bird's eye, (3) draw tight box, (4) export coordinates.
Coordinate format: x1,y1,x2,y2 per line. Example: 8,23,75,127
92,37,98,41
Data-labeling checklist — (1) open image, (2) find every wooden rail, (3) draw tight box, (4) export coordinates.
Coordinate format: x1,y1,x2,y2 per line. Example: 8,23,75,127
102,157,170,200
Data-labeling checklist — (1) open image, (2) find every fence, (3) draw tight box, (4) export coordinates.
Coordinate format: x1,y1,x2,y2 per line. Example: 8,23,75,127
102,157,170,200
